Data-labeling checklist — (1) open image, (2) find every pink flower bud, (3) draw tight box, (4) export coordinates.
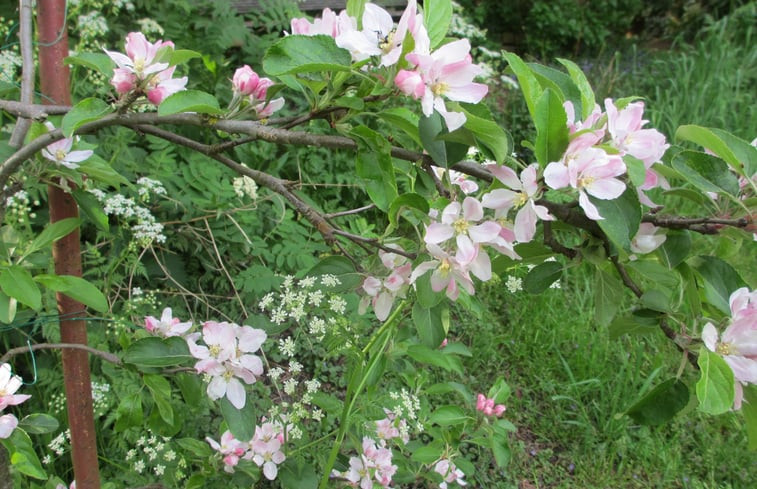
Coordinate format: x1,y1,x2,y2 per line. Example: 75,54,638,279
476,393,486,411
232,65,260,96
394,69,425,99
252,77,274,101
111,68,137,94
440,338,448,348
494,404,506,417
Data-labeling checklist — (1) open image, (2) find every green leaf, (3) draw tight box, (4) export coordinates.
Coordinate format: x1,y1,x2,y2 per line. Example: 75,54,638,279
413,302,447,349
424,0,453,49
346,0,367,20
640,289,673,313
689,255,746,314
305,255,362,292
378,108,421,146
743,385,757,450
157,90,224,116
696,347,734,415
658,231,691,269
523,261,562,294
407,344,462,374
490,433,511,468
1,429,46,479
77,154,130,188
458,105,509,163
144,374,174,425
626,378,689,425
671,150,740,196
33,274,108,312
263,35,352,76
503,52,543,119
351,125,398,212
18,413,59,434
533,88,568,166
594,267,624,327
0,266,41,310
410,441,445,464
388,193,429,230
528,63,581,110
123,336,193,368
0,290,17,324
624,155,647,187
419,112,447,166
25,217,80,257
428,405,470,427
608,309,661,340
174,372,204,406
219,397,257,441
115,393,143,431
414,271,444,308
488,377,511,404
62,97,112,138
279,459,319,489
591,185,641,252
676,125,757,177
72,190,109,231
169,49,201,66
64,52,114,76
175,437,213,458
556,58,595,120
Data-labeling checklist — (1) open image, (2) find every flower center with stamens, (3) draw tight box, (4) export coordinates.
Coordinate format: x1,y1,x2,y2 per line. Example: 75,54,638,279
55,149,66,161
514,192,528,208
378,29,396,53
716,342,733,355
453,218,469,234
431,81,449,96
133,58,145,76
438,258,451,276
209,344,222,357
577,175,595,189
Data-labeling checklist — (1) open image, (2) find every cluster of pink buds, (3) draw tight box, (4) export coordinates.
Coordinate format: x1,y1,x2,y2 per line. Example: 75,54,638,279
230,65,284,118
332,437,397,488
702,287,757,410
0,363,31,439
143,307,192,338
544,98,669,218
206,422,287,480
105,32,188,105
476,393,506,418
434,458,467,488
360,246,412,320
186,320,267,409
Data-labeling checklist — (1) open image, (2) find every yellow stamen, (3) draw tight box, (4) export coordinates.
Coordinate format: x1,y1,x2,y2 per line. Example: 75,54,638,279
452,218,469,234
578,175,595,189
55,149,67,161
431,81,449,96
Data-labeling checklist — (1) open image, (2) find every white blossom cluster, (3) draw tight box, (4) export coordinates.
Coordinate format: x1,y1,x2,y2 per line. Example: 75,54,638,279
136,177,167,200
76,11,109,41
91,380,112,415
232,175,258,200
0,17,21,83
388,388,423,435
47,429,71,458
4,189,38,223
136,18,164,36
125,431,186,479
88,187,166,245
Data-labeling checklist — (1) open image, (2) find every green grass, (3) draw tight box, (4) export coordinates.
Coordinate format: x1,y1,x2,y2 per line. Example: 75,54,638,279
455,267,756,488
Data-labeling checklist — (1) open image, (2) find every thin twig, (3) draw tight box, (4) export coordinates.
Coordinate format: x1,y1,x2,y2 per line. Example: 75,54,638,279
331,229,418,259
202,218,249,318
325,204,376,219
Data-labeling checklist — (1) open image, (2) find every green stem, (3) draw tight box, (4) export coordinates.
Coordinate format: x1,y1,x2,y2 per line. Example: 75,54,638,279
288,429,338,457
317,299,407,489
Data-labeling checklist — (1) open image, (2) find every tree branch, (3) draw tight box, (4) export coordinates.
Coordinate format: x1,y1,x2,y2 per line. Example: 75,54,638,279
642,214,751,234
0,343,122,365
8,0,35,147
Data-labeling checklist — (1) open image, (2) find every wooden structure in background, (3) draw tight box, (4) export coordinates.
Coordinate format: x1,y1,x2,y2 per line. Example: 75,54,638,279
232,0,408,15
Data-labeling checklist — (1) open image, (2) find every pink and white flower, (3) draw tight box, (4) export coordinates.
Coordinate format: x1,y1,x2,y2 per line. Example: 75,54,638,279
40,123,93,170
630,223,666,255
543,147,627,220
434,458,467,488
105,32,171,80
290,8,356,37
395,39,488,131
144,307,192,337
206,430,247,473
0,363,30,439
410,243,477,301
702,287,757,410
249,423,287,480
482,163,554,243
361,246,413,321
145,65,188,105
475,393,506,417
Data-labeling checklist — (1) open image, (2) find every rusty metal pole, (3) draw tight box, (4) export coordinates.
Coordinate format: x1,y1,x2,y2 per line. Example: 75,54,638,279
37,1,101,487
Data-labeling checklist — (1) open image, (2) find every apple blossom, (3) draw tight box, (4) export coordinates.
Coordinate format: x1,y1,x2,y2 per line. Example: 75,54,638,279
482,163,554,243
630,223,667,255
290,8,355,37
105,32,171,80
410,243,477,301
434,458,467,488
40,123,93,170
396,39,488,131
206,430,246,473
144,307,192,337
475,393,506,417
0,363,30,440
701,287,757,409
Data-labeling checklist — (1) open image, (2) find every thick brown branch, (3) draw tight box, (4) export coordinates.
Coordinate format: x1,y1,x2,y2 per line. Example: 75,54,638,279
643,214,751,234
0,343,122,365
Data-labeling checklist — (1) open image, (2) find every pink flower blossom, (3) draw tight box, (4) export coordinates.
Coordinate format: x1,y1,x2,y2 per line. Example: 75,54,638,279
396,39,488,131
232,65,260,96
543,147,627,220
290,8,355,37
0,414,18,439
361,247,413,320
111,68,137,94
630,223,666,255
482,163,554,243
105,32,171,79
40,123,93,170
410,244,478,301
145,66,188,105
144,307,192,337
702,287,757,410
0,363,31,411
434,458,467,488
425,197,500,262
206,430,246,473
475,393,506,417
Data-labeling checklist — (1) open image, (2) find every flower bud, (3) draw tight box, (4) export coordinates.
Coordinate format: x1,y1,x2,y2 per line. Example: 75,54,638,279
232,65,260,96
